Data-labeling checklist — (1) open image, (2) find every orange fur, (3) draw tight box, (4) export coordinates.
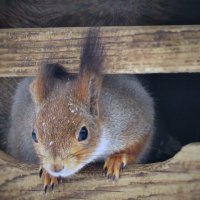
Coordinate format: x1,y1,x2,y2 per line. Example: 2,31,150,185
32,79,45,105
76,74,102,116
76,74,92,102
104,134,149,179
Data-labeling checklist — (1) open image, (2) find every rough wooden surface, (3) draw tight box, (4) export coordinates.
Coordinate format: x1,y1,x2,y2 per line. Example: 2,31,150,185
0,25,200,77
0,143,199,200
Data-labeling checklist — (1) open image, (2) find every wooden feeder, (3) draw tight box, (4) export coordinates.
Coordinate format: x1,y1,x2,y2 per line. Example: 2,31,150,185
0,26,200,199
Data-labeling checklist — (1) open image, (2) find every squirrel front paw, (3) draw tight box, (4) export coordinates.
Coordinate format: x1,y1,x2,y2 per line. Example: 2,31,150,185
39,166,62,193
103,153,128,180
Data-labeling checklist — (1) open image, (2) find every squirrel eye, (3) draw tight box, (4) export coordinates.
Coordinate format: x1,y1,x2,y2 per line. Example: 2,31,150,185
78,126,88,141
32,130,38,143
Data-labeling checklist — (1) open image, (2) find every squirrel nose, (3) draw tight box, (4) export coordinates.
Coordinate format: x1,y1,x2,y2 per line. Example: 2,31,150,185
51,164,64,173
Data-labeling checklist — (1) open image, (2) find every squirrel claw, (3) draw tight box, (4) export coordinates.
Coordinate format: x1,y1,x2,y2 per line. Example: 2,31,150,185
103,167,107,176
43,185,48,193
51,183,55,190
103,153,127,180
39,167,60,192
106,174,116,181
120,162,125,171
39,167,43,178
57,176,62,184
111,175,116,181
107,174,112,179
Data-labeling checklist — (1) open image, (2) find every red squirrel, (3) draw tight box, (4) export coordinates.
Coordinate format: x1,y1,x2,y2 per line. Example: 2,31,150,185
6,29,154,191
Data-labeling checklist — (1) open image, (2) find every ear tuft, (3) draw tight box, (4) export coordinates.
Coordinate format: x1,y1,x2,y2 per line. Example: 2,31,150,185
77,28,105,117
80,28,104,76
50,63,68,80
31,63,68,104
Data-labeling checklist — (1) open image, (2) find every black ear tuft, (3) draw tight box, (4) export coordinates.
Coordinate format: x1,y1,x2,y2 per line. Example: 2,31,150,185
80,28,104,75
31,63,68,104
44,63,68,80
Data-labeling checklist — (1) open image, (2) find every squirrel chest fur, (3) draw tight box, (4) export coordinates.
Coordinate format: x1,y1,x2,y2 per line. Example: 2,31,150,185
6,29,154,185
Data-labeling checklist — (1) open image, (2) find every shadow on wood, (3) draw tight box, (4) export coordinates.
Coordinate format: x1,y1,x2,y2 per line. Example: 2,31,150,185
0,143,199,199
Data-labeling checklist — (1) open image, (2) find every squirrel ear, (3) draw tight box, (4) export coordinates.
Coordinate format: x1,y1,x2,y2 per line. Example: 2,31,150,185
77,73,102,117
88,75,102,117
30,63,68,105
76,28,104,117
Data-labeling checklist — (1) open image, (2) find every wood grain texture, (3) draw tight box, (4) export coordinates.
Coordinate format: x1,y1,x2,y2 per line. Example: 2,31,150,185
0,143,199,200
0,25,200,77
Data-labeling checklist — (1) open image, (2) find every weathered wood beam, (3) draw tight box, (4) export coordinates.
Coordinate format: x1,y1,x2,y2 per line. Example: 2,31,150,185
0,143,200,199
0,25,200,77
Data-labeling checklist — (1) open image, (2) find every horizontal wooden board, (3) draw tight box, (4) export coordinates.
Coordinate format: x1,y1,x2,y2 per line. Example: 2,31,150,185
0,26,200,77
0,143,200,199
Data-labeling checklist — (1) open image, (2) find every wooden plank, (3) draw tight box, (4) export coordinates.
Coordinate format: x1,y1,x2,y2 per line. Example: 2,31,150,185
0,25,200,77
0,143,199,199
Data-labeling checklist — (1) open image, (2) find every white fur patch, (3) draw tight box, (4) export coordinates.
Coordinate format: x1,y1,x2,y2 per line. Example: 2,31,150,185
46,163,84,177
88,128,110,161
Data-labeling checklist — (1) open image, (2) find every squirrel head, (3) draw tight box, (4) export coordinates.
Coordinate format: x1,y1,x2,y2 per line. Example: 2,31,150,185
30,29,105,177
